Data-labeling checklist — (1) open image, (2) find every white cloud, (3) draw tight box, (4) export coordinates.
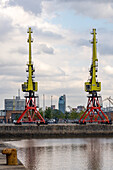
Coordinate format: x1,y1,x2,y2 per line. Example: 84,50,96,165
0,0,113,110
104,65,113,75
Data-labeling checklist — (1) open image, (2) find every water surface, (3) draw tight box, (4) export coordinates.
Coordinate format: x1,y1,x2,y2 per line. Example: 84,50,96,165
5,138,113,170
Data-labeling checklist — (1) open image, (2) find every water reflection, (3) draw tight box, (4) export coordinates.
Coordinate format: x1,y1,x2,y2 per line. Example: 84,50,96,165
87,138,102,170
25,140,37,170
6,138,113,170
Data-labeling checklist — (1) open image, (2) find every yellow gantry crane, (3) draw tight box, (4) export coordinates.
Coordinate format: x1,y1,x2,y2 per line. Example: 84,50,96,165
79,29,109,124
85,29,101,94
17,27,45,124
22,27,37,95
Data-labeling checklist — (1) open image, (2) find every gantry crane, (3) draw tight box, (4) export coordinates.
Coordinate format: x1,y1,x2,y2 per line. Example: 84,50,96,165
103,96,113,106
103,97,113,118
103,96,113,115
16,27,45,124
79,29,109,124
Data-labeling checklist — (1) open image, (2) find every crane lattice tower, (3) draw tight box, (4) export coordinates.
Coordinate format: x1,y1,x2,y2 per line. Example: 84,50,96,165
79,29,109,124
17,27,45,124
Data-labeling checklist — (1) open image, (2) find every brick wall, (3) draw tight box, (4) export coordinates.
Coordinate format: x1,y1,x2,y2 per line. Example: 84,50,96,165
6,110,23,123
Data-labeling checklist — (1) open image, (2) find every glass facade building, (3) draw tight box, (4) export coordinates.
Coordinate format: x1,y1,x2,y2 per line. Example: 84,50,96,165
58,95,66,114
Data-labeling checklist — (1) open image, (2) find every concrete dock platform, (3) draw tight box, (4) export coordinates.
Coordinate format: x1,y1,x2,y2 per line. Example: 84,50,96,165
0,143,26,170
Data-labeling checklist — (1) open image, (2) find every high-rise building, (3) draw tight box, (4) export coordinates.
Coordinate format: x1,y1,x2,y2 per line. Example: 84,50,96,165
58,95,66,114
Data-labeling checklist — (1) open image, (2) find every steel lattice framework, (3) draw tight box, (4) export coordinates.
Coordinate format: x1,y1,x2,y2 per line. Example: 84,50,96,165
79,29,109,124
17,28,45,124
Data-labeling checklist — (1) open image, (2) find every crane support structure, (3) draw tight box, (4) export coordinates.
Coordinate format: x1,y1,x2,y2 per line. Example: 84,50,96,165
17,27,45,124
79,29,109,124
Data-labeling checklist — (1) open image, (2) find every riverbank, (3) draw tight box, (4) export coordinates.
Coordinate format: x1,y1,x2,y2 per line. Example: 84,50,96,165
0,124,113,138
0,142,26,169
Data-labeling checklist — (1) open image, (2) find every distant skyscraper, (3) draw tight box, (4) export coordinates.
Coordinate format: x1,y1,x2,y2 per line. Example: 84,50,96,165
58,95,66,113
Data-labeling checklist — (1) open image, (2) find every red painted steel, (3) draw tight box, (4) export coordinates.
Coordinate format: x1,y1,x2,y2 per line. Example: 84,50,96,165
79,96,109,123
17,97,45,123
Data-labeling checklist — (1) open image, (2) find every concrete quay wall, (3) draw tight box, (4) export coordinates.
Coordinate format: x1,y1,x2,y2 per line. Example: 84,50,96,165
0,124,113,138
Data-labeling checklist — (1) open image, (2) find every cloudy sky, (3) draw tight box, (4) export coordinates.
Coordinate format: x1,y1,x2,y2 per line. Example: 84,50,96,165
0,0,113,109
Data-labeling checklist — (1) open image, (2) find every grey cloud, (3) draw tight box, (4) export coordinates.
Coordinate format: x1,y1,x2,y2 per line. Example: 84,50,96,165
99,44,113,56
40,87,81,95
57,0,113,2
7,0,113,19
77,39,90,47
36,66,67,79
38,44,54,54
17,47,27,55
0,16,13,41
97,29,113,56
37,28,63,39
57,67,66,76
10,47,27,55
39,86,86,107
37,73,67,80
43,0,113,20
0,66,24,77
75,29,113,56
31,27,63,40
8,0,42,15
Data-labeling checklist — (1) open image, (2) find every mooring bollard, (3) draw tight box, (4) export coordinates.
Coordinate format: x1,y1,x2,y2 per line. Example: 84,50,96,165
2,148,18,165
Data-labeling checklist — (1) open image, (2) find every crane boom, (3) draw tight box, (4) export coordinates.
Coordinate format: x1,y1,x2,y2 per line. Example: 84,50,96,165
22,27,37,94
85,29,101,95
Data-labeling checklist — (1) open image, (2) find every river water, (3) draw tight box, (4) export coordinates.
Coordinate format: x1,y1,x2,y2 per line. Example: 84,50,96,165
5,138,113,170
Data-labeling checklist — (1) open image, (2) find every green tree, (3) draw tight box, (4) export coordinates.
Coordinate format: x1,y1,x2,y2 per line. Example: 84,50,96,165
52,109,65,119
39,108,43,117
45,107,52,119
70,111,78,119
77,110,85,119
65,111,70,119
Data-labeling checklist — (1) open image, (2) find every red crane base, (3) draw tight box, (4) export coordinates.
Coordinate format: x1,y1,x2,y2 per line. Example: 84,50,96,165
17,97,45,124
79,95,109,124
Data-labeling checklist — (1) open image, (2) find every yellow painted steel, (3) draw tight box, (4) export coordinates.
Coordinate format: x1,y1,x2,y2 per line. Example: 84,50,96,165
27,27,33,91
22,27,38,92
85,29,101,93
2,148,18,165
13,96,15,110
